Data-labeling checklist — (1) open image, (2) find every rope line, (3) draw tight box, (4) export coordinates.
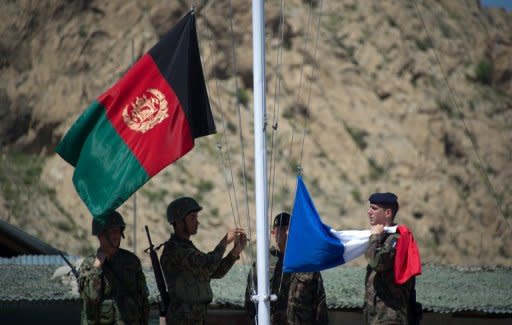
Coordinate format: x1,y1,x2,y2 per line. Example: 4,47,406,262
196,9,254,266
413,1,512,241
227,0,253,241
197,15,241,226
268,0,287,225
277,0,327,297
299,0,325,167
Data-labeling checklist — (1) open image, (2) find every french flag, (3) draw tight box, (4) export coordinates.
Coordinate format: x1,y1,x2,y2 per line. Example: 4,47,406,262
283,176,421,284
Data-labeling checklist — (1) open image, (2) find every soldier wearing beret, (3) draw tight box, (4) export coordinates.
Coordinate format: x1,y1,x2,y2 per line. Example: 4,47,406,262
78,211,149,325
364,192,418,325
160,197,247,324
245,212,328,324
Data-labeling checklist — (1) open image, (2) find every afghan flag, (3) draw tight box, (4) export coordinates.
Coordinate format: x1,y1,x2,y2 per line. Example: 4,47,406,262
56,11,215,221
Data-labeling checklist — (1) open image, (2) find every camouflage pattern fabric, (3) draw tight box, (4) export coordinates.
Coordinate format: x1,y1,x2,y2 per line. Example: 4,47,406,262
269,249,290,325
245,248,328,325
364,232,414,325
78,248,150,325
288,272,328,324
160,235,238,324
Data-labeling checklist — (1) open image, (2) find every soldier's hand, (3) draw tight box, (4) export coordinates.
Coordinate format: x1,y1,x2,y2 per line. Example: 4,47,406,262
231,232,247,256
370,224,385,235
235,232,247,248
226,228,245,244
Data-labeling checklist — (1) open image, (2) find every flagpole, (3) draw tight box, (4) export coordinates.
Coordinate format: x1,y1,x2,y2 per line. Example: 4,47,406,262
252,0,271,324
131,38,137,255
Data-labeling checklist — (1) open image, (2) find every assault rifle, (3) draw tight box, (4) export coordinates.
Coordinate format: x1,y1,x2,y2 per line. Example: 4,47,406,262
144,225,169,317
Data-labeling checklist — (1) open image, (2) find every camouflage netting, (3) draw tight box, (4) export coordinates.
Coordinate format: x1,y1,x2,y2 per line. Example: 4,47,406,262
211,264,512,314
1,263,511,314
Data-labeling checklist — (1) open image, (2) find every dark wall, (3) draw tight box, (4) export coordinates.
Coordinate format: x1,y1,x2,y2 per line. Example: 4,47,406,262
0,300,81,324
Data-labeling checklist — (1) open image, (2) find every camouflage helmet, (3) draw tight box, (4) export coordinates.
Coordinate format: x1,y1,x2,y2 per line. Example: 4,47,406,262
92,211,126,236
167,197,202,224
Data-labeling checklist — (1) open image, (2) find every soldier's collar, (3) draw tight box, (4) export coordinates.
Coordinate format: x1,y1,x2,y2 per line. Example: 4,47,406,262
270,247,283,258
171,234,192,244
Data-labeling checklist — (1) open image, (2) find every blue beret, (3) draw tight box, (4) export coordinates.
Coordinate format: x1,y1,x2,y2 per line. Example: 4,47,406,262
368,192,398,204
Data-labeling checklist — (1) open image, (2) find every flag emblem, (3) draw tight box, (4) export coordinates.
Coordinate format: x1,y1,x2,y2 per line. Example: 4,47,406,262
122,88,169,133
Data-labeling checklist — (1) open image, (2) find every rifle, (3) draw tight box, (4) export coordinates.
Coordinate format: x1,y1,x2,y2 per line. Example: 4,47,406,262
59,251,79,279
144,225,169,317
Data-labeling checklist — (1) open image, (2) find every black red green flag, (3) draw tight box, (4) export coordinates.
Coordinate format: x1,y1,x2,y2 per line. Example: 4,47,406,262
56,11,215,221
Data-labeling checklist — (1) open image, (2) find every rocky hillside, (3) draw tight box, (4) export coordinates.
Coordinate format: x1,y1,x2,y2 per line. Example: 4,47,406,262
1,0,511,267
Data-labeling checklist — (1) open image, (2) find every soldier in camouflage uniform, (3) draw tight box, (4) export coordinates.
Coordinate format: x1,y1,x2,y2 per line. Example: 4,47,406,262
160,197,247,325
245,212,328,325
78,211,149,325
364,192,415,325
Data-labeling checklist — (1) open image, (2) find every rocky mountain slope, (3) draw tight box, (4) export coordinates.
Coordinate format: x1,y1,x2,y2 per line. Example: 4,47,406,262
1,0,511,267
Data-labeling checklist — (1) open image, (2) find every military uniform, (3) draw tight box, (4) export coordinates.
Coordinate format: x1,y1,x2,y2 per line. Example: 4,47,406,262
160,234,238,324
288,272,328,324
364,232,414,325
245,248,328,325
78,248,150,325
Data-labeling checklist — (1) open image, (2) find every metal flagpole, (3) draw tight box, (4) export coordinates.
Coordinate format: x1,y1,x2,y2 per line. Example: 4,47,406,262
131,38,137,254
252,0,271,324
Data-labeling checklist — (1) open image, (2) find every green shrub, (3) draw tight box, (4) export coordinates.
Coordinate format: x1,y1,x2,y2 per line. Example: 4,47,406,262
474,60,493,85
387,16,397,28
345,125,368,150
197,179,214,193
236,88,249,106
438,99,453,115
351,189,363,203
415,38,432,51
368,158,385,179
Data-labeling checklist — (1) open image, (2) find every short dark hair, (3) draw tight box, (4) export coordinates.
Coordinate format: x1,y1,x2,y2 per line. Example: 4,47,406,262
369,192,399,219
377,202,399,219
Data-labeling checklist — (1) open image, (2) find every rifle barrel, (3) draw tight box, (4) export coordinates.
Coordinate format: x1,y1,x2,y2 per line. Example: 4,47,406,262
58,251,79,279
145,225,169,316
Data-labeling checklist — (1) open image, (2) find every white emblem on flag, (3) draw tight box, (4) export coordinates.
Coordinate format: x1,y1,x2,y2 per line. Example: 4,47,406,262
122,88,169,133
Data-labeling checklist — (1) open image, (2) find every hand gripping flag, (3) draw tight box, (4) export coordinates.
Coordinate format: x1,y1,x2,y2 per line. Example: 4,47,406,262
56,11,215,221
284,177,421,284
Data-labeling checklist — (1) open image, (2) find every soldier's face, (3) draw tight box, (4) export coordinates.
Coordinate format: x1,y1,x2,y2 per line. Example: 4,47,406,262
99,227,122,251
184,212,199,235
368,204,392,226
272,225,289,252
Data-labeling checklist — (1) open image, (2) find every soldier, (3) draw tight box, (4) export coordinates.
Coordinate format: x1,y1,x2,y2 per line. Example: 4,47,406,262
364,192,419,325
78,211,149,325
245,212,328,324
160,197,247,324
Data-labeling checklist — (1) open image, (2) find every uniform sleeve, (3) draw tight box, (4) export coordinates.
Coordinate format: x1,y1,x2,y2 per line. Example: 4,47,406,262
365,233,399,272
78,257,102,303
211,253,239,279
314,273,329,324
160,244,172,279
162,241,227,273
136,260,150,324
287,272,328,325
